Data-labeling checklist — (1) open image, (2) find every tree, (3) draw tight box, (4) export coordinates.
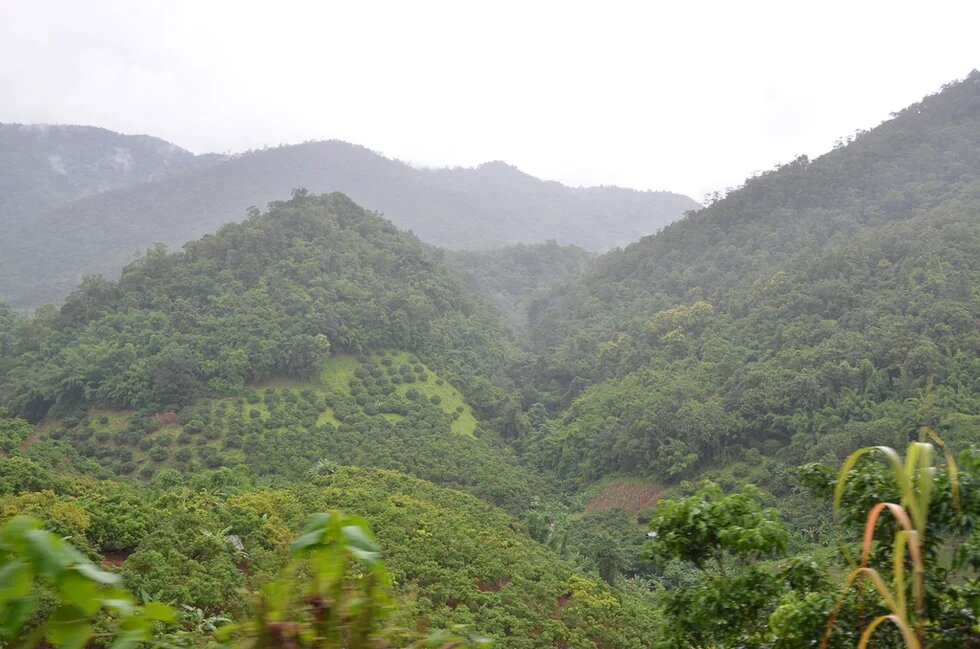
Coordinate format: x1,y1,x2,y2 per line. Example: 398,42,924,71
644,482,790,648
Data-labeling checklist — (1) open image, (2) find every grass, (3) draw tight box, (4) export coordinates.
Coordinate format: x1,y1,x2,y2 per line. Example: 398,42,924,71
382,352,477,436
319,352,476,436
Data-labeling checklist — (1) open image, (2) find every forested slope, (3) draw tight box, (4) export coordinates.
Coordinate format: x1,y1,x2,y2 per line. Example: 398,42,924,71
529,71,980,357
0,426,660,649
1,138,695,308
522,71,980,485
0,189,664,648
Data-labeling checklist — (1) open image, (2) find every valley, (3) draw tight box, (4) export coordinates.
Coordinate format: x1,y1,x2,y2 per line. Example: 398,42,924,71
0,72,977,648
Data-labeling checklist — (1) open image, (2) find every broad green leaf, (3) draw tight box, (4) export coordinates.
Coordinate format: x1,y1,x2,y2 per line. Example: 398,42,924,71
74,561,120,585
44,604,91,647
102,597,136,617
58,570,100,615
0,594,37,639
142,600,176,623
291,528,326,552
0,561,32,603
23,529,72,578
108,627,150,649
341,525,380,553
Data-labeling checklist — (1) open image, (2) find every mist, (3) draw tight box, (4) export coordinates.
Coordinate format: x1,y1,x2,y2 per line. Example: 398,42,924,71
2,0,976,198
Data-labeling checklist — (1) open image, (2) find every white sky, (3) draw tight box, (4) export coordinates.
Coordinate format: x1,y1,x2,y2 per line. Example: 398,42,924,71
1,0,977,200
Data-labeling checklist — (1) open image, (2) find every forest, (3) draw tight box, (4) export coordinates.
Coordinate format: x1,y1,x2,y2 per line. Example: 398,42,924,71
0,74,977,648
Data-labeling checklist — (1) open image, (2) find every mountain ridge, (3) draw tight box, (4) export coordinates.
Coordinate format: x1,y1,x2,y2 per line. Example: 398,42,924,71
0,134,696,309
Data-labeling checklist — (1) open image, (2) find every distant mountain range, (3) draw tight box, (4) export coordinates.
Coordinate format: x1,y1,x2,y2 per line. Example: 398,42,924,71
0,123,224,217
0,129,696,308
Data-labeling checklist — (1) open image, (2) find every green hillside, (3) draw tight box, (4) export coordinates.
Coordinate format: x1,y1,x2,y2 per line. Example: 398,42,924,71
2,74,979,649
0,191,517,422
0,433,660,649
519,72,980,487
26,350,545,511
529,71,980,360
0,191,549,511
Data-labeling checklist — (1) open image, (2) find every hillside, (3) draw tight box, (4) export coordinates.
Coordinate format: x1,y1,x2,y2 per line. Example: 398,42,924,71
0,188,662,647
528,71,980,358
521,71,980,485
0,73,980,649
0,432,660,649
0,191,518,417
0,138,696,309
0,123,221,219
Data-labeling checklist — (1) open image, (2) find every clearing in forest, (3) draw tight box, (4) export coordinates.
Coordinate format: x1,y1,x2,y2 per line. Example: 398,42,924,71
584,480,665,517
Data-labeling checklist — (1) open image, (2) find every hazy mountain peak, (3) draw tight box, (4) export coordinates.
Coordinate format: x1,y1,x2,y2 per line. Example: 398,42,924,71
0,132,697,307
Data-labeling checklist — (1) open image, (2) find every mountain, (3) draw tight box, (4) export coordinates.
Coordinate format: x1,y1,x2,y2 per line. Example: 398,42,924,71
0,190,547,508
0,123,222,218
0,192,515,417
0,190,662,648
0,137,696,309
2,74,979,649
521,71,980,484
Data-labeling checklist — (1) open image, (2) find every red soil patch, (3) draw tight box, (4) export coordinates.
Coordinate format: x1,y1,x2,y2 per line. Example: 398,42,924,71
552,595,569,620
100,550,132,567
156,411,179,425
584,481,665,517
476,577,509,592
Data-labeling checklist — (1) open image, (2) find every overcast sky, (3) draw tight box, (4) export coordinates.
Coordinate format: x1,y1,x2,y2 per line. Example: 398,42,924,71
1,1,977,200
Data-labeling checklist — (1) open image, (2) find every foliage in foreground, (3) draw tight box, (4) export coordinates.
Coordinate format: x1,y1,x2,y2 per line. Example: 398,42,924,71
0,516,174,648
643,440,978,649
819,436,971,649
0,510,492,649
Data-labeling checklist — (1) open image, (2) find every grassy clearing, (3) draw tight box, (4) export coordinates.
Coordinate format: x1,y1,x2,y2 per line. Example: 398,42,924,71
381,351,477,436
319,355,363,392
316,351,476,436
